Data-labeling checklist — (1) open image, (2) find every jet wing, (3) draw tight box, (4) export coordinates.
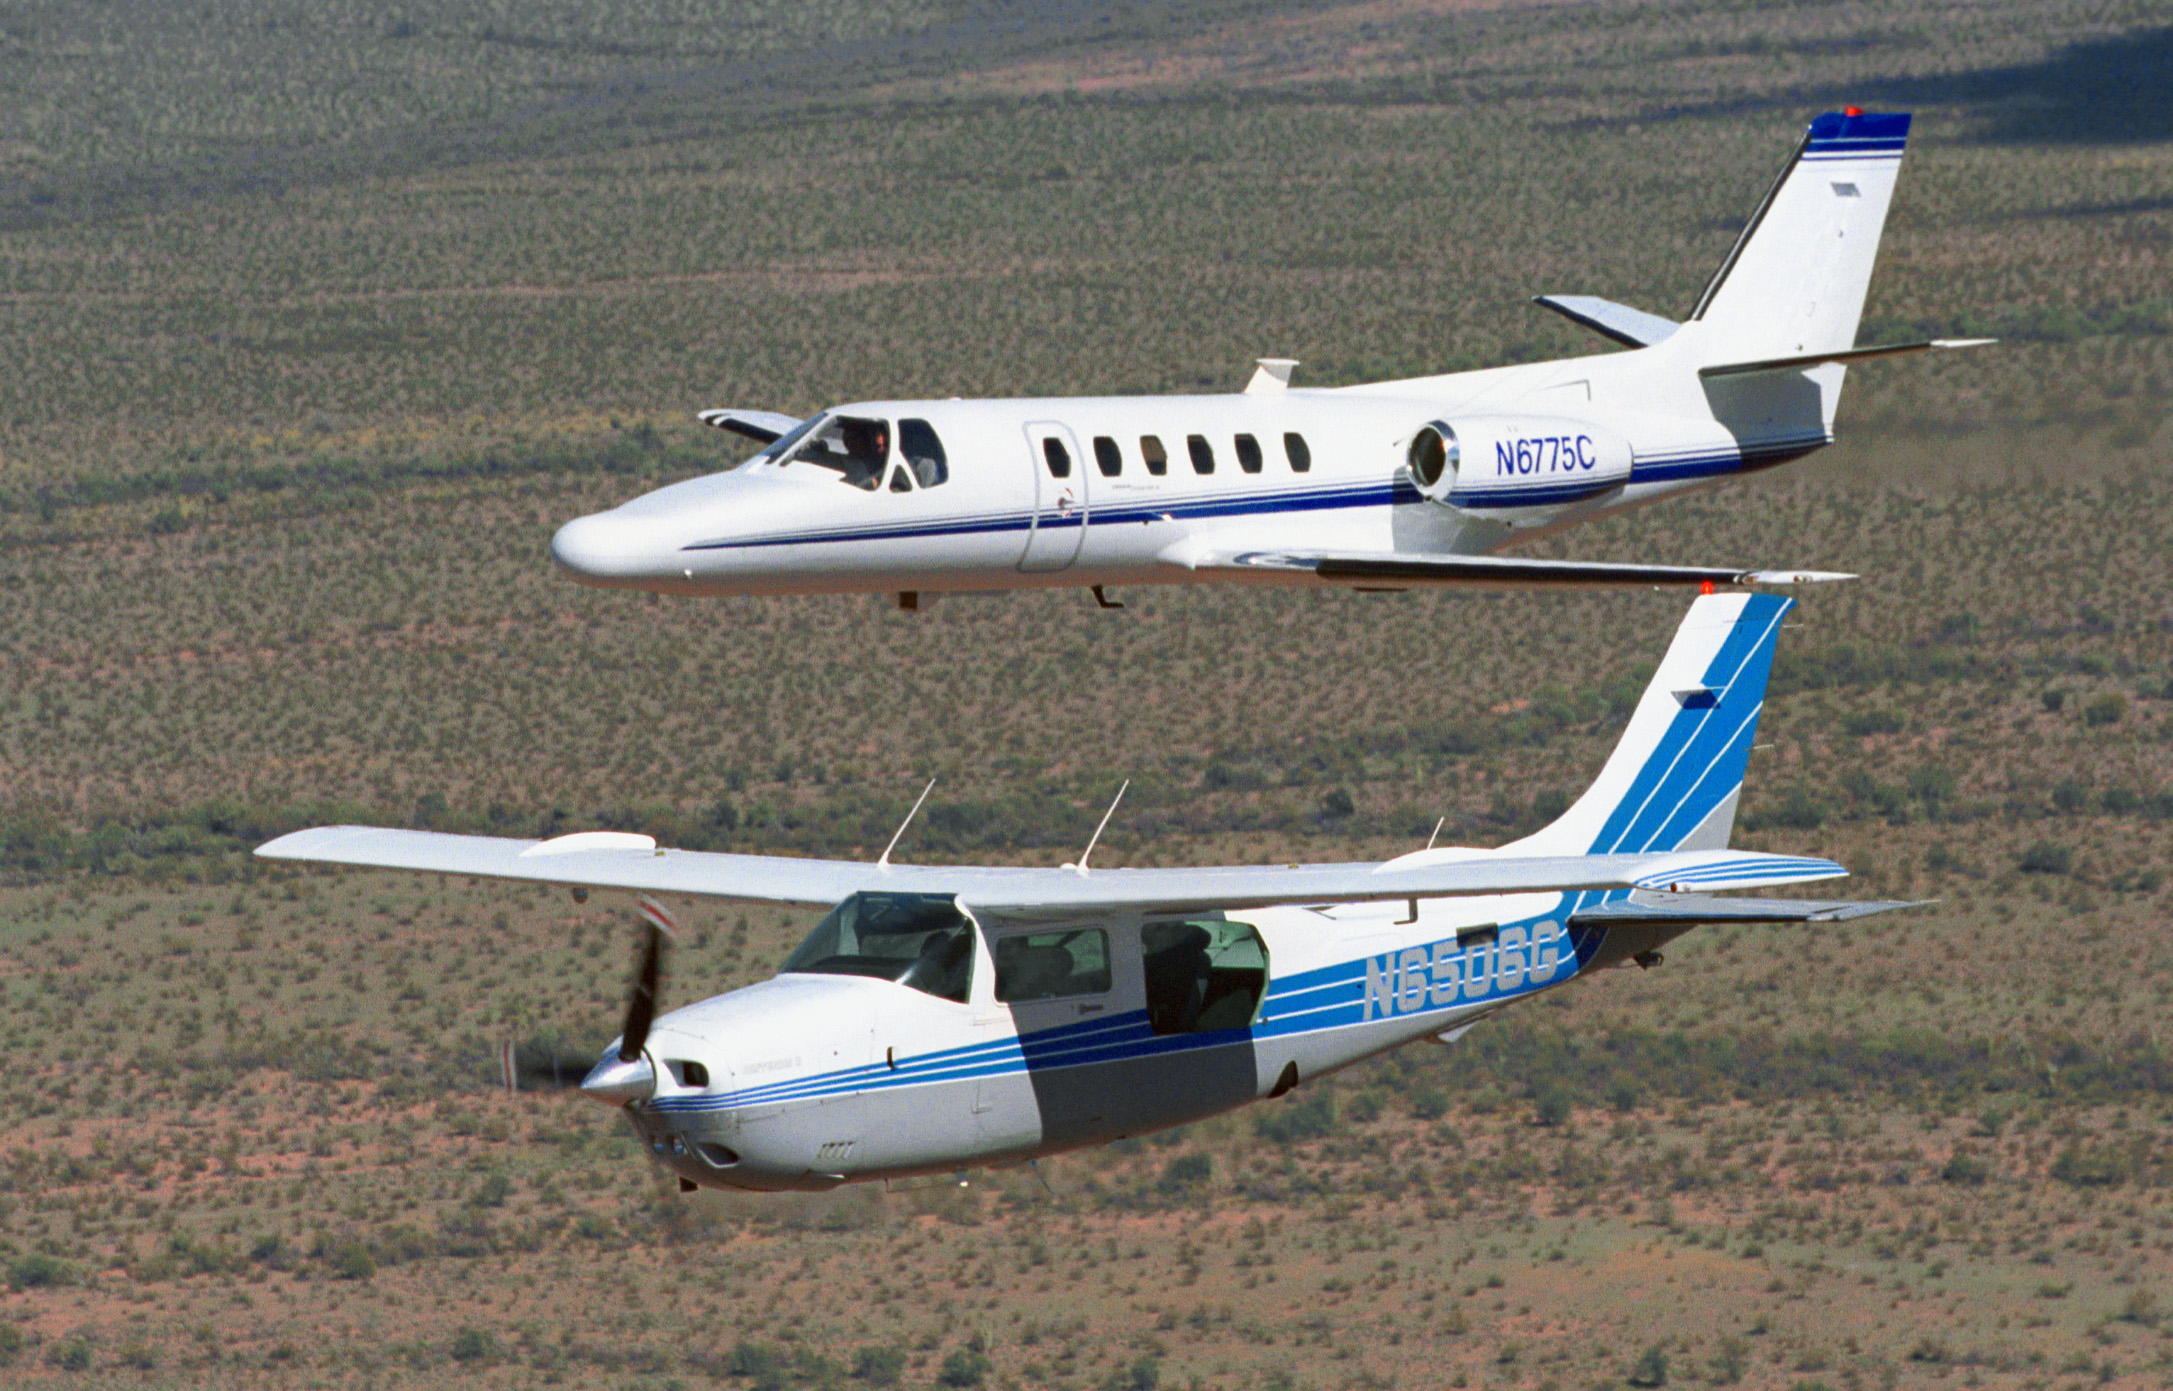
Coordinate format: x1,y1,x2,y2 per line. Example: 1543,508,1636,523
1570,889,1924,926
256,827,1846,918
1188,550,1852,590
696,408,802,444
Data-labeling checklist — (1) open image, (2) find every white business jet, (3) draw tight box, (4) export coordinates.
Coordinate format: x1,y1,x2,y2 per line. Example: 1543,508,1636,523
549,110,1985,607
259,593,1914,1191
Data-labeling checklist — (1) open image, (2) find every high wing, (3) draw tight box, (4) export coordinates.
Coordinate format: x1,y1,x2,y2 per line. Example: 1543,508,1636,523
254,826,1846,919
1571,889,1922,926
1182,550,1853,590
696,408,802,444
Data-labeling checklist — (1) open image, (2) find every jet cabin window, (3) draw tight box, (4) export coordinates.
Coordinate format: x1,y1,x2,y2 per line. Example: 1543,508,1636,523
1139,436,1169,477
784,415,891,491
1235,434,1265,474
1092,436,1123,478
899,419,948,488
994,929,1112,1003
1042,437,1072,479
1141,920,1269,1035
780,892,974,1004
1187,435,1215,474
1284,432,1312,472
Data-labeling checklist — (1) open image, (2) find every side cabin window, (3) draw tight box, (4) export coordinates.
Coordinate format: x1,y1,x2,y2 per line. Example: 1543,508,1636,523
784,415,890,491
899,419,948,488
1284,432,1312,473
1140,920,1269,1035
994,929,1112,1003
1139,436,1169,477
1042,437,1073,479
780,892,973,1004
1234,434,1263,474
1186,434,1215,474
1092,436,1123,478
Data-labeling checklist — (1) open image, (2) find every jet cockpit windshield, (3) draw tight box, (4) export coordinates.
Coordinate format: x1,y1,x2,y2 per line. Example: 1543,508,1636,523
766,414,949,492
780,892,974,1003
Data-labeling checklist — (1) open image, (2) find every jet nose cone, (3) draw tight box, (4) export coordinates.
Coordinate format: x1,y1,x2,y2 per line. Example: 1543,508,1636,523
579,1052,655,1105
551,512,659,585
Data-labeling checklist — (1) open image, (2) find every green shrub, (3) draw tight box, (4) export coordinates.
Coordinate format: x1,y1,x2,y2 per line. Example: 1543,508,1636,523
2084,693,2126,726
8,1253,74,1290
853,1345,907,1385
939,1348,992,1387
449,1328,495,1363
1254,1091,1336,1144
2019,842,2073,874
1626,1342,1669,1387
1157,1153,1212,1192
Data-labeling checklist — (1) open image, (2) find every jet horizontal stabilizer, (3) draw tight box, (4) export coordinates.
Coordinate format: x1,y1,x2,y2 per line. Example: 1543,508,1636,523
1698,338,1995,378
1531,294,1680,348
1212,551,1853,590
1571,890,1925,926
696,408,803,443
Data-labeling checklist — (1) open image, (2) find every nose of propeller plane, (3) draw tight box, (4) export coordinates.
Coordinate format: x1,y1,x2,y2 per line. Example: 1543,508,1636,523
579,1052,656,1105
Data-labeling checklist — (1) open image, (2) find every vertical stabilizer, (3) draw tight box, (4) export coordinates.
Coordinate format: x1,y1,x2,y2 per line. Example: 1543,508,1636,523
1689,111,1909,364
1504,593,1790,857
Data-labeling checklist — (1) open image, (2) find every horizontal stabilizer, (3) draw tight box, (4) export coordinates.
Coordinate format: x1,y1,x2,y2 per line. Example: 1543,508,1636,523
696,408,803,443
1699,338,1995,378
1572,889,1924,926
1531,294,1680,348
1205,550,1853,590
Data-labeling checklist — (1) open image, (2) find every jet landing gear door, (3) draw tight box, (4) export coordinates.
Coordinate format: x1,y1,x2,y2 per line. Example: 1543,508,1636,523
1019,422,1089,572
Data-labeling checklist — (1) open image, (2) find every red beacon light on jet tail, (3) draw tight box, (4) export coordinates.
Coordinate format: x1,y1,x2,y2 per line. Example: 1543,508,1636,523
1844,105,1863,116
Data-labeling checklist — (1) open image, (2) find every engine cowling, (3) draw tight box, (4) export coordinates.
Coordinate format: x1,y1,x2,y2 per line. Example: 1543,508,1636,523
1406,416,1633,520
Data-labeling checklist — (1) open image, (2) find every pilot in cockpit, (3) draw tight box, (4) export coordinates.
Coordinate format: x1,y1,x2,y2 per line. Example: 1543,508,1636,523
837,419,889,490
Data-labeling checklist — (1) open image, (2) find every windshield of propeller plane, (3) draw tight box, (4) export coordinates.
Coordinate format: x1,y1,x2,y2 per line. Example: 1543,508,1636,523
780,892,974,1002
761,414,949,492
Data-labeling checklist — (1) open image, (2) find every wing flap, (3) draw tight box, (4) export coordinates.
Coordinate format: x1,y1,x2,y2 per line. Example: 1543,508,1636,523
1197,550,1852,590
1572,890,1923,926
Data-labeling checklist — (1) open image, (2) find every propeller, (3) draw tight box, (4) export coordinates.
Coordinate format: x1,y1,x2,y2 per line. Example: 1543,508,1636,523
500,896,678,1104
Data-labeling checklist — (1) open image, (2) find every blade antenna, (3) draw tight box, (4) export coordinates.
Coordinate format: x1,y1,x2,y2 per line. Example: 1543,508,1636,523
1069,780,1129,875
1426,816,1445,851
878,778,938,868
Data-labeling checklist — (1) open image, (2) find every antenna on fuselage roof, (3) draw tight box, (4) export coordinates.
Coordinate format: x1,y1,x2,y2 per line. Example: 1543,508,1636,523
877,778,938,868
1064,780,1129,876
1425,816,1445,851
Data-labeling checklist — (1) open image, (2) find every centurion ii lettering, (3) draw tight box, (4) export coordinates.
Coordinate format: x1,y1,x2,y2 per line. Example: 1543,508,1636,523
1496,435,1598,476
1361,920,1566,1022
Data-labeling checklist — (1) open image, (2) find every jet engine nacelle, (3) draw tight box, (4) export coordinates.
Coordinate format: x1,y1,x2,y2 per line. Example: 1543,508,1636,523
1406,416,1633,521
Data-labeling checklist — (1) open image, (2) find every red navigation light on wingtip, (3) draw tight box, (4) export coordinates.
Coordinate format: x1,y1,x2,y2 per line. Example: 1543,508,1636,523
1700,580,1716,595
1844,106,1863,117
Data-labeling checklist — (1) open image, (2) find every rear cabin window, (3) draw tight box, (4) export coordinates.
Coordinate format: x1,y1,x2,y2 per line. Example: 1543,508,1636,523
1141,920,1269,1035
1092,436,1123,477
899,419,949,488
1140,436,1168,476
994,929,1112,1003
1284,432,1312,472
1042,437,1072,479
1186,435,1215,474
1235,434,1263,474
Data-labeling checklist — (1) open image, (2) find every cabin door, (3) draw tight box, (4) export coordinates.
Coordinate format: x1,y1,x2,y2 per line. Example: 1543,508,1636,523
1019,422,1089,572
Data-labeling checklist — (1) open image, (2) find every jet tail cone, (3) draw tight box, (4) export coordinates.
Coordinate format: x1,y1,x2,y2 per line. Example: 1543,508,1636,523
580,1053,656,1105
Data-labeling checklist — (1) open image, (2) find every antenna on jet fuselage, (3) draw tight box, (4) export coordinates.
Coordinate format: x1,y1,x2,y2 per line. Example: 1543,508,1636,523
1065,780,1129,876
1426,816,1445,851
877,778,938,868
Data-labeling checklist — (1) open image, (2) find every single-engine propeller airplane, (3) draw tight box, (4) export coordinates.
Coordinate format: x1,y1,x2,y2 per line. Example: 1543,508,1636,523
549,110,1986,608
260,593,1916,1192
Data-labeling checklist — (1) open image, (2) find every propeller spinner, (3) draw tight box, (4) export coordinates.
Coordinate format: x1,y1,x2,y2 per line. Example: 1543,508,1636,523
500,896,678,1105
